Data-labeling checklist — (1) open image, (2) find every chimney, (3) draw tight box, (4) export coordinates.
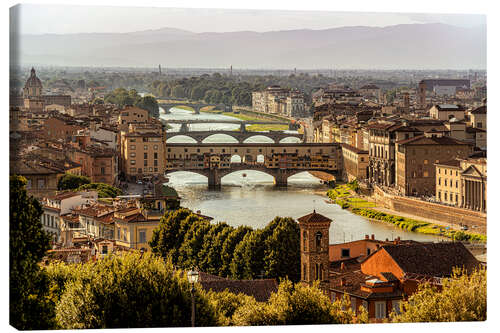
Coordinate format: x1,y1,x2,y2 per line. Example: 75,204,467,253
196,210,201,214
340,262,345,271
340,277,346,286
386,238,389,242
371,234,375,240
365,235,369,240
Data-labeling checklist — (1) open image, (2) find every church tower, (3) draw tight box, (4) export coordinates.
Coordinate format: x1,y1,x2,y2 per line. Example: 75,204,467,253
298,210,332,293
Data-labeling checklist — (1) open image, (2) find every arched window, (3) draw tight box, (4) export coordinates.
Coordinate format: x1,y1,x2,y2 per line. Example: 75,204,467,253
303,231,307,251
315,231,322,251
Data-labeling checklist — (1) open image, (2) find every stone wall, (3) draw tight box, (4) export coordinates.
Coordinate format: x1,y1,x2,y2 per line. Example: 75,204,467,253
373,185,486,227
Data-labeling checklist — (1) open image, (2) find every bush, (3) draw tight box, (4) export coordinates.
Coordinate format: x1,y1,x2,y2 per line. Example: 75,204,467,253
57,174,90,190
54,252,218,329
391,268,486,322
77,183,122,198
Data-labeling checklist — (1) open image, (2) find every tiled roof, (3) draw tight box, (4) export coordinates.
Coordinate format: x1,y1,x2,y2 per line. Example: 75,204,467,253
298,210,332,224
470,105,486,114
48,191,81,201
382,242,481,278
396,134,470,146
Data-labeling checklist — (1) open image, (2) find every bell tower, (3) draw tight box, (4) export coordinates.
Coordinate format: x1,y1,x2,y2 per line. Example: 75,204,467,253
298,210,332,293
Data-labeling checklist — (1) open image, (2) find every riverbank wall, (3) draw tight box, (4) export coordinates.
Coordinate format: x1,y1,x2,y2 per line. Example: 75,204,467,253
373,185,486,228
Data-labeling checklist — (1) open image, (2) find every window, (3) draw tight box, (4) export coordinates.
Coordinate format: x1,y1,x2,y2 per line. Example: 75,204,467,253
144,153,148,159
444,192,448,200
130,167,136,172
101,167,105,175
102,245,108,255
139,229,147,243
423,171,429,177
154,145,158,150
392,300,401,315
27,179,32,189
130,152,136,157
131,160,136,165
130,145,136,150
38,179,45,189
315,231,322,251
341,248,350,258
456,181,458,188
144,145,148,150
477,122,482,128
456,194,458,202
375,301,386,319
154,159,158,166
438,178,441,185
154,168,158,172
149,167,153,172
302,231,307,251
117,227,121,239
367,248,371,256
444,179,447,186
144,160,148,167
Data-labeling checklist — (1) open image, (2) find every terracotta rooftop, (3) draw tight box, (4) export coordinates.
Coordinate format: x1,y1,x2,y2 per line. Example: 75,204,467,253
47,191,81,201
470,105,486,114
382,242,481,278
199,275,278,302
298,210,332,224
396,134,470,146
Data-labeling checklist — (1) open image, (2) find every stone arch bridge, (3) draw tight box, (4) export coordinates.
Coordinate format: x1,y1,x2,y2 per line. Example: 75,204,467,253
159,102,229,114
165,143,343,189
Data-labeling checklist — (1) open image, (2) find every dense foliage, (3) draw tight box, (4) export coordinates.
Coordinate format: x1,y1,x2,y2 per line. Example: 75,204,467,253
10,175,54,330
231,280,368,325
47,252,218,328
57,174,91,190
77,182,122,198
149,209,301,281
104,88,159,118
391,268,486,322
149,72,335,106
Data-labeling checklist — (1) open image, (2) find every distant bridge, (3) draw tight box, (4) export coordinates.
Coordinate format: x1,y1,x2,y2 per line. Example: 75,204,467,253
159,102,230,115
165,142,343,189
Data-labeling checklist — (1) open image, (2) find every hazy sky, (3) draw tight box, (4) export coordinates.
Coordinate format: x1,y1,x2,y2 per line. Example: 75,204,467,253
12,4,486,35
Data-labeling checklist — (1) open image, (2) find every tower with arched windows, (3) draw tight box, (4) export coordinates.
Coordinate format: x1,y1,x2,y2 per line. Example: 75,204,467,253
298,210,332,293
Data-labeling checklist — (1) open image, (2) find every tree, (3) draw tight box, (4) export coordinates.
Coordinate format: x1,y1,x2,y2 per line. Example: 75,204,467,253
77,182,122,198
57,174,91,190
54,252,218,329
230,229,266,279
232,280,366,326
149,208,207,266
220,226,252,277
197,223,233,274
10,175,54,330
206,290,256,326
135,95,159,118
178,219,213,269
391,268,486,323
263,217,300,282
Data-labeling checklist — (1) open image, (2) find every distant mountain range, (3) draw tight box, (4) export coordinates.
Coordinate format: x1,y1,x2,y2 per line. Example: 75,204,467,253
11,23,486,69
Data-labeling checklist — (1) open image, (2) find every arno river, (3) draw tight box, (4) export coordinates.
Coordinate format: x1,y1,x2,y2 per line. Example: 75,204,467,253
161,107,445,244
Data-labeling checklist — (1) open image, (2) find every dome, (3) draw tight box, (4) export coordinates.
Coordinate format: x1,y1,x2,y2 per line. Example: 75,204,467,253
24,67,42,89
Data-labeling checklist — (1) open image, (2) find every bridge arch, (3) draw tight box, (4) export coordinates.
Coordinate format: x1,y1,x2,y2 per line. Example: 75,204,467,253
201,133,240,144
166,135,198,143
242,134,276,144
278,136,302,143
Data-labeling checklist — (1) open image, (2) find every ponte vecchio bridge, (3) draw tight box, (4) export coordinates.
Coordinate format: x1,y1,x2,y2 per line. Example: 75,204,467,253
165,119,304,144
165,142,343,189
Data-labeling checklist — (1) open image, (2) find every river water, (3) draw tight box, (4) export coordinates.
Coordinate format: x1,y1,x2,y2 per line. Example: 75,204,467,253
161,107,445,244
